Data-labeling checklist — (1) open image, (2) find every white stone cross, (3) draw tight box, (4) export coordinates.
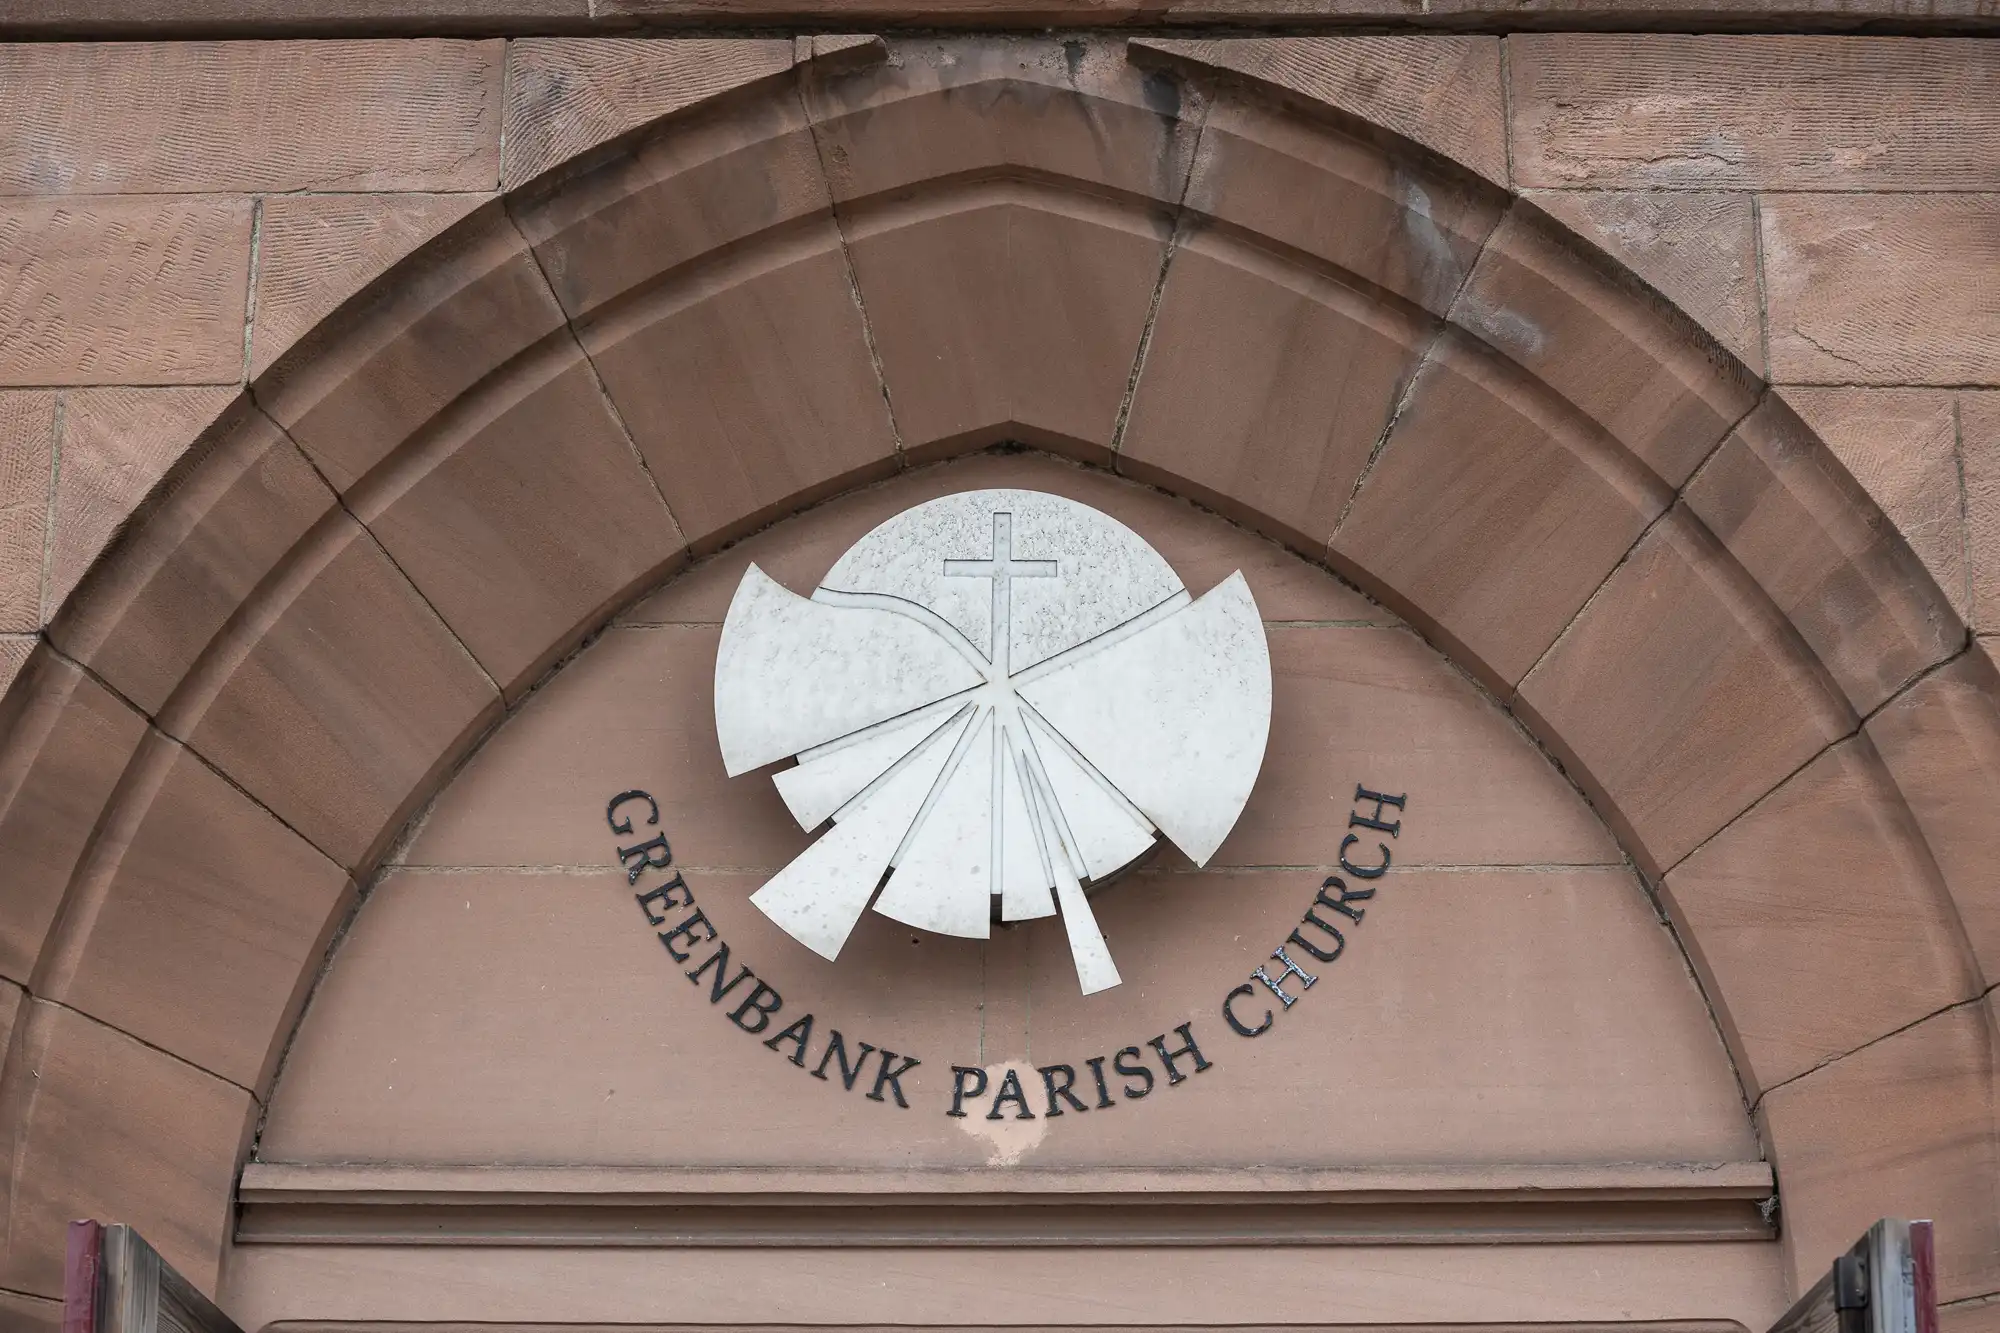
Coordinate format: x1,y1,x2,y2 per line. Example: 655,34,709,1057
942,512,1057,673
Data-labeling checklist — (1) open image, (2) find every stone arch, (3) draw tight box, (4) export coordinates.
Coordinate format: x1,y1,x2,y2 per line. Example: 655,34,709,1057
0,30,1993,1316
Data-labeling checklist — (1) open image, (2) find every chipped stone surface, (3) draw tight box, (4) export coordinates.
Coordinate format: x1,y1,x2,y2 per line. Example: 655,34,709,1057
1526,190,1763,372
249,193,491,378
0,40,503,195
1509,34,2000,191
0,195,251,386
1761,193,2000,386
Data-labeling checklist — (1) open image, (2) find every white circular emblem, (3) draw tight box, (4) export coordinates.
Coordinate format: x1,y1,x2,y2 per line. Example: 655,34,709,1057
714,489,1272,994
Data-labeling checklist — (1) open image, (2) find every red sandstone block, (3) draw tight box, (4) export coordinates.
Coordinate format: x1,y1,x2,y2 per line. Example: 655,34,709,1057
249,193,491,379
1761,193,2000,386
501,37,794,189
1526,190,1763,372
0,392,55,633
1132,35,1507,184
45,386,239,616
0,39,503,194
0,196,251,387
0,1001,252,1298
1509,35,2000,191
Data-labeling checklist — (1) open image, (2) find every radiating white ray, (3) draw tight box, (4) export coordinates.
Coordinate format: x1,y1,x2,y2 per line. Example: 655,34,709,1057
1023,757,1121,995
714,565,983,776
998,725,1056,921
775,696,972,831
874,711,995,940
748,710,970,960
1018,572,1271,866
1020,709,1156,882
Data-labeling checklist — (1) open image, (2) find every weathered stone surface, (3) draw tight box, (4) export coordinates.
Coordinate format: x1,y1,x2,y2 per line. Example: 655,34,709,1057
1178,92,1502,317
514,87,828,320
1867,648,2000,989
582,224,897,551
1684,394,1963,717
250,193,490,379
1516,505,1856,880
1132,35,1508,184
0,392,54,632
1509,35,2000,191
0,649,146,985
1967,392,2000,636
352,346,686,698
1785,387,1967,620
258,202,568,492
1663,735,1978,1097
174,513,500,871
49,399,336,716
0,195,251,386
846,185,1166,461
1333,327,1670,691
501,37,794,188
1759,1000,2000,1302
1526,190,1763,372
1458,206,1760,489
46,385,239,615
1762,194,2000,386
0,39,503,194
805,37,1203,210
0,1001,253,1298
50,738,353,1092
1121,229,1429,553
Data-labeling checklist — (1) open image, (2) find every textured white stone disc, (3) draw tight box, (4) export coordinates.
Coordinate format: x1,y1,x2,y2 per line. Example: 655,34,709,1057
716,489,1272,993
714,565,981,776
1018,572,1271,866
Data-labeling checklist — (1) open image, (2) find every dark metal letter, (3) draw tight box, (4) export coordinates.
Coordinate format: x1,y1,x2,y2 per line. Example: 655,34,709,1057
1039,1064,1090,1116
1338,832,1392,880
1223,982,1274,1037
1084,1055,1115,1109
811,1031,875,1090
1315,874,1373,923
634,873,693,925
947,1066,989,1117
727,981,783,1034
1348,785,1407,837
1148,1023,1213,1085
1113,1046,1154,1100
765,1013,814,1066
683,939,750,1000
607,790,660,836
619,833,674,884
868,1050,920,1108
1252,946,1317,1007
660,909,720,964
986,1068,1036,1120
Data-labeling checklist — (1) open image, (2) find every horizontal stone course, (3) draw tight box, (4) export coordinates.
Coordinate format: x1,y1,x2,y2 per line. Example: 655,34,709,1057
0,39,503,195
1509,34,2000,191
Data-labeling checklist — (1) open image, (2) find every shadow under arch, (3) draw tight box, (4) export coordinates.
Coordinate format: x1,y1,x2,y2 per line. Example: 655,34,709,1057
0,30,1994,1314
